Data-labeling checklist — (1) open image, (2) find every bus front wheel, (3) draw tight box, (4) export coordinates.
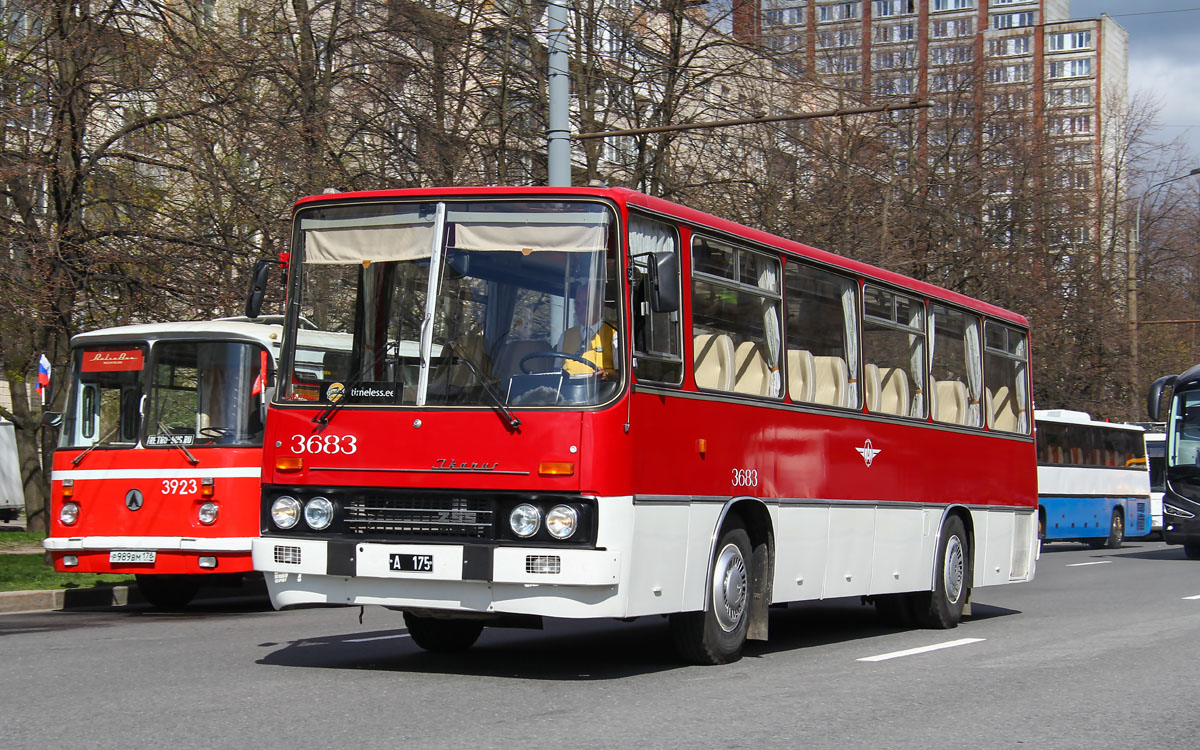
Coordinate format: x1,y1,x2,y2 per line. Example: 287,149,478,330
135,574,200,609
670,520,752,665
911,515,969,629
402,612,484,652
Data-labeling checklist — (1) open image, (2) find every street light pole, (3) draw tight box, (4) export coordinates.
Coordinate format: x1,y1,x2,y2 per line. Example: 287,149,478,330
1130,166,1200,416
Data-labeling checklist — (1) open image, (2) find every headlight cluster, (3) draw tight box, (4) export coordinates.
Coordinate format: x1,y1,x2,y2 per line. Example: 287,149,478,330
271,495,335,530
508,503,579,540
198,502,219,525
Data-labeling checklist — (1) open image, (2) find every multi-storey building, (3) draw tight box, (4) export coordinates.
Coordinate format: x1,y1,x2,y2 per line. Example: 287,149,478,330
753,0,1128,245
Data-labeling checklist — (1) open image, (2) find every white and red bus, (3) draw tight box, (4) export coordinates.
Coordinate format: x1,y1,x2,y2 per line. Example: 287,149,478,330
44,319,280,607
252,186,1038,663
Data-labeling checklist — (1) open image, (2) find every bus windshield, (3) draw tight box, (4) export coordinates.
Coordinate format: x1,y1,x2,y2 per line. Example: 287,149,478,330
1168,387,1200,472
59,346,147,449
144,341,270,448
282,199,622,408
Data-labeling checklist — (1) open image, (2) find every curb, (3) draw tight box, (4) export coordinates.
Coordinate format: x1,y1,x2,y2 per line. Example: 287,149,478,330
0,577,269,614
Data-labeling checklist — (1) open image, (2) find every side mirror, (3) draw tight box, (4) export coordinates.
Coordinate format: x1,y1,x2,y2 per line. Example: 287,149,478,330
41,411,62,428
648,252,680,313
244,258,273,319
1148,375,1177,421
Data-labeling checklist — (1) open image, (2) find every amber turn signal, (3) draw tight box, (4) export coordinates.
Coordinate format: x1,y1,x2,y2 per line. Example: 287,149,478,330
538,461,575,477
275,456,304,472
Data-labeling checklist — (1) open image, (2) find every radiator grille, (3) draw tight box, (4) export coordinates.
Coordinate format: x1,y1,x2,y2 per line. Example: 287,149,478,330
1136,501,1146,532
345,495,494,540
274,545,302,565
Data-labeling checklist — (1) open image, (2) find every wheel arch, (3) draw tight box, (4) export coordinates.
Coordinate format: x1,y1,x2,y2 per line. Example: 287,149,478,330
706,497,775,641
932,504,975,591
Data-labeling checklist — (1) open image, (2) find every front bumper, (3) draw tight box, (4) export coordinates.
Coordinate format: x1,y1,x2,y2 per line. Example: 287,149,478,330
252,537,622,617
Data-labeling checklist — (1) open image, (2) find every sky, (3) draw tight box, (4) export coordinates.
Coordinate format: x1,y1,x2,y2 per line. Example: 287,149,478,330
1068,1,1200,161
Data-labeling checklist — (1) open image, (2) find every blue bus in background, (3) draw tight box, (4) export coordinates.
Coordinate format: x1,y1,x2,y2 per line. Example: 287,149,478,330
1036,410,1151,548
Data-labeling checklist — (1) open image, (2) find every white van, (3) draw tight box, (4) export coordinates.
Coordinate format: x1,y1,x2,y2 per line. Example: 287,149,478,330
0,420,22,522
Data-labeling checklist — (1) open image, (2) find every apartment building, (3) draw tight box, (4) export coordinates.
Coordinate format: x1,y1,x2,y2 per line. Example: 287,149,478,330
753,0,1128,242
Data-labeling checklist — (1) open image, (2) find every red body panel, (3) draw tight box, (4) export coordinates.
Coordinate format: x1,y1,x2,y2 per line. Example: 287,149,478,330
48,446,262,574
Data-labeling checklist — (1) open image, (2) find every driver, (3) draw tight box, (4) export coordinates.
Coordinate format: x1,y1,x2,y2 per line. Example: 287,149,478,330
558,284,617,380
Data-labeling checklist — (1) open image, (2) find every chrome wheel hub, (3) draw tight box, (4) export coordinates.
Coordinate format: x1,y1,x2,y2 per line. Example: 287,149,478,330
713,543,748,632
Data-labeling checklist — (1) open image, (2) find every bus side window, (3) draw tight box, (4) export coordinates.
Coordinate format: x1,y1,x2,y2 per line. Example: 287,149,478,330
630,215,683,385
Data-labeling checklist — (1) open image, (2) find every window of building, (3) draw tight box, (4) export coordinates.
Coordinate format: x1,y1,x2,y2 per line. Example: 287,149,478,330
993,11,1035,29
988,36,1030,56
932,0,974,11
1048,58,1092,79
1048,30,1092,51
874,0,915,16
818,2,859,23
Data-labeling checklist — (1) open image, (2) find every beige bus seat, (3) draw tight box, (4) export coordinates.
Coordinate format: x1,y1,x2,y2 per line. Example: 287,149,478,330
812,355,849,407
787,349,815,403
694,333,735,391
987,385,1020,432
733,341,773,396
876,366,911,416
863,363,881,412
933,379,969,425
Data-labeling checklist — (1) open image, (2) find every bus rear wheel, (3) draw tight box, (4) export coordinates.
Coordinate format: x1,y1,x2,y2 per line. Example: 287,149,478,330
911,515,968,629
135,574,200,609
402,612,484,652
670,521,752,665
1089,511,1123,550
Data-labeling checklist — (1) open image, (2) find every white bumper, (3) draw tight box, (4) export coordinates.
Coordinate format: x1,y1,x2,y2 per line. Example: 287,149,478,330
252,537,623,618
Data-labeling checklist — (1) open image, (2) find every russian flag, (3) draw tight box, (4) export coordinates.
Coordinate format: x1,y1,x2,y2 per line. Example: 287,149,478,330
36,354,51,403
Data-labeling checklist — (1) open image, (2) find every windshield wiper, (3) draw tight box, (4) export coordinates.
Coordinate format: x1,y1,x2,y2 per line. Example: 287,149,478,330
313,342,399,428
71,426,120,466
156,421,199,465
447,339,521,430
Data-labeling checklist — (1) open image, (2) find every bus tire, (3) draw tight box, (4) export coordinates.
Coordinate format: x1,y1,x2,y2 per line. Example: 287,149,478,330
1089,510,1124,550
670,521,752,665
402,612,483,652
1183,544,1200,560
135,574,200,609
911,515,968,629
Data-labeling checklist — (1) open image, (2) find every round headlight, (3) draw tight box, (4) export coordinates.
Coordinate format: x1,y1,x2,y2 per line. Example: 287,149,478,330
304,496,334,531
271,495,301,530
545,505,578,540
60,501,79,526
198,502,219,525
510,503,541,538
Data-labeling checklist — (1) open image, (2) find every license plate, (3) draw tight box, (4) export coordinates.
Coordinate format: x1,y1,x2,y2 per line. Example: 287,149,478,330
389,553,433,573
110,550,156,564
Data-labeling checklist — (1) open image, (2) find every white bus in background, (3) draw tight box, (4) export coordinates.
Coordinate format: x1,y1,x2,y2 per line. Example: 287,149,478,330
1143,427,1166,536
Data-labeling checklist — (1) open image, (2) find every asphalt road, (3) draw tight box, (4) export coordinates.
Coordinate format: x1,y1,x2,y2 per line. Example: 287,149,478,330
2,538,1198,749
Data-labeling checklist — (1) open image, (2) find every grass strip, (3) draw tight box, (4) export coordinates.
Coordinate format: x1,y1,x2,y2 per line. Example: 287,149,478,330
0,554,135,593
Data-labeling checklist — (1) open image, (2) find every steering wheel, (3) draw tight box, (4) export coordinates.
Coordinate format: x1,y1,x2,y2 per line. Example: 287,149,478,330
519,351,600,374
198,427,234,439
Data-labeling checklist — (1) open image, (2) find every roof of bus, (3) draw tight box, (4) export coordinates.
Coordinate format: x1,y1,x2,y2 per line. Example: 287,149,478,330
70,317,283,348
294,185,1029,327
1035,409,1144,430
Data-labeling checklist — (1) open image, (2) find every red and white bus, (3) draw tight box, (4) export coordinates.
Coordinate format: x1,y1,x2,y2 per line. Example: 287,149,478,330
44,319,280,607
252,186,1038,663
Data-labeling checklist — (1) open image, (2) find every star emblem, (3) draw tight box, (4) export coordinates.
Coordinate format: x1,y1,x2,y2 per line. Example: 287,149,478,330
855,439,881,467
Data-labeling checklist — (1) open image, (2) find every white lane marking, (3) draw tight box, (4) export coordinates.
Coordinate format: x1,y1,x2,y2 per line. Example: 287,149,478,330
1182,595,1200,601
1066,561,1113,567
343,633,412,643
858,638,985,662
